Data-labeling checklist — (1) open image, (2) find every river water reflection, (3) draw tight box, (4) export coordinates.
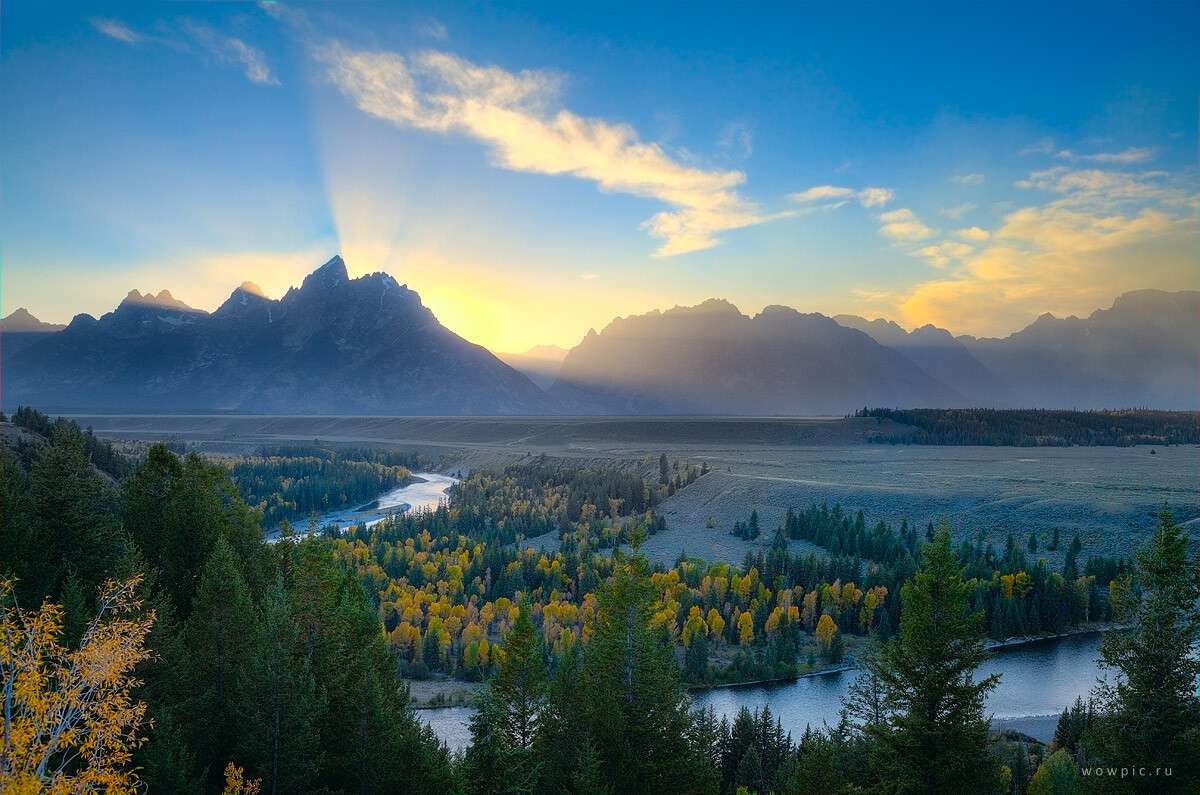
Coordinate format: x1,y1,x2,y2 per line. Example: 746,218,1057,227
420,632,1107,753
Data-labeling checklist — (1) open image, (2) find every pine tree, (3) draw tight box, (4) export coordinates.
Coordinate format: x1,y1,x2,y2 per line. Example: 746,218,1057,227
492,602,547,751
582,552,715,793
181,534,259,786
238,577,323,795
863,525,1002,793
1087,509,1200,791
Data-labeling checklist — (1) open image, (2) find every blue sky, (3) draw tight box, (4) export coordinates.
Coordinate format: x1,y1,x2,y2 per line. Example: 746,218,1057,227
2,1,1197,351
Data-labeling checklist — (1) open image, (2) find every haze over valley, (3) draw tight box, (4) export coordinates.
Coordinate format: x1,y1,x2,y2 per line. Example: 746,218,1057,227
4,256,1197,414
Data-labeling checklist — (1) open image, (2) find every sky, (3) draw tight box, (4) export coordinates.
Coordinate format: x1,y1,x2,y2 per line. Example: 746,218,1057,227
2,1,1197,352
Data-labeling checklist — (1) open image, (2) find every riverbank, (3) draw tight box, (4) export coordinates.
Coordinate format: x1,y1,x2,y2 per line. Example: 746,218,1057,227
688,663,857,692
984,622,1122,651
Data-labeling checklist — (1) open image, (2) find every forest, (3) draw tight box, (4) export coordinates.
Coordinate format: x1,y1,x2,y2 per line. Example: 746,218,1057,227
1,410,1197,793
224,447,420,527
855,407,1200,446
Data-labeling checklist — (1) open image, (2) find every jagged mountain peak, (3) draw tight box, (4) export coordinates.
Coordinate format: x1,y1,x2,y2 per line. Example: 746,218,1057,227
119,288,197,313
300,255,350,291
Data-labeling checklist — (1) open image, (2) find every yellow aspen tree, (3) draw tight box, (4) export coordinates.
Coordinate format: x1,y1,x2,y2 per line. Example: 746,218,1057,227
706,608,725,649
737,611,754,645
815,613,838,651
0,577,154,793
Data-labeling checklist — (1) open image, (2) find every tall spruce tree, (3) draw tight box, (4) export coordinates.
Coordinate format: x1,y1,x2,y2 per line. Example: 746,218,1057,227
1087,509,1200,792
581,551,716,794
238,577,323,795
863,526,1003,793
181,534,259,787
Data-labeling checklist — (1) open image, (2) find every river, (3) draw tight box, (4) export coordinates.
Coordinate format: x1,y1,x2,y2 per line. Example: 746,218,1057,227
417,632,1107,753
266,472,458,541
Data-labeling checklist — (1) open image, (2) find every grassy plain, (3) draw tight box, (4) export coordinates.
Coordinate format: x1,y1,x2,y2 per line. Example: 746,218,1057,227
73,414,1198,564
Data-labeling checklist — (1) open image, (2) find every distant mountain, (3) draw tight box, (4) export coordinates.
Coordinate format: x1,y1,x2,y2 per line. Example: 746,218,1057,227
959,289,1200,409
550,300,963,415
834,315,1005,405
1,307,67,333
1,308,67,359
496,344,569,390
1,256,552,414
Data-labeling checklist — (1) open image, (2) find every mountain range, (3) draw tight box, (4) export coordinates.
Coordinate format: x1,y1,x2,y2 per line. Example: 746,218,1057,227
1,257,550,414
2,257,1196,414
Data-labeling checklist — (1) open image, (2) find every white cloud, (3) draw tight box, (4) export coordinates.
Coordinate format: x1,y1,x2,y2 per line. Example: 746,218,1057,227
940,202,977,220
789,185,855,203
1054,146,1154,164
956,226,990,242
91,16,278,86
92,17,141,44
878,208,935,242
321,44,774,256
949,173,985,185
1015,166,1187,210
789,185,892,207
183,22,279,85
916,240,974,269
858,187,894,207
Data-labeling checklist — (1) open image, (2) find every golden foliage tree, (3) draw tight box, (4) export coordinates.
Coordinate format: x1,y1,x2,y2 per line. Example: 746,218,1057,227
1,577,154,793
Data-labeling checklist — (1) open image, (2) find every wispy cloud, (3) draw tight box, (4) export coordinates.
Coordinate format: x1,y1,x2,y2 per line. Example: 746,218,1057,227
878,208,934,242
320,44,780,256
182,22,279,85
419,18,448,41
788,185,893,208
717,121,754,160
940,202,976,220
949,172,985,185
92,17,141,44
91,16,278,86
1054,146,1154,164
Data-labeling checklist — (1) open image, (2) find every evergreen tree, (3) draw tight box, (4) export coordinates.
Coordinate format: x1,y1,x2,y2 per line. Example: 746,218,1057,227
862,526,1002,793
492,602,547,752
181,534,259,787
1086,509,1200,791
238,577,323,795
582,552,716,794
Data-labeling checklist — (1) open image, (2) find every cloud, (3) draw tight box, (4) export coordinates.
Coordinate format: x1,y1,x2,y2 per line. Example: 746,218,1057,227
1015,166,1187,210
858,187,894,207
182,22,279,85
949,173,985,185
92,17,141,44
321,44,775,256
717,121,754,160
1018,137,1056,156
1054,146,1154,164
91,16,278,85
419,18,448,41
940,202,977,220
956,226,990,242
878,208,934,242
895,163,1196,335
916,240,974,269
789,185,854,203
789,185,892,208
